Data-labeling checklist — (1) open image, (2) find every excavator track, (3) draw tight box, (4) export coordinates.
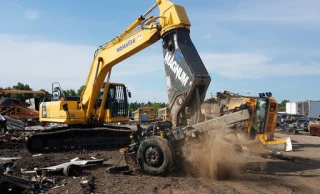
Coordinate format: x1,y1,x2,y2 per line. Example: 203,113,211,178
27,125,135,153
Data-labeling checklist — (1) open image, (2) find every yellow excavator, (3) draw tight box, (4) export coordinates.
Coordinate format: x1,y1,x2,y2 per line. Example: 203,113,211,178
27,0,211,152
201,91,292,153
26,1,291,176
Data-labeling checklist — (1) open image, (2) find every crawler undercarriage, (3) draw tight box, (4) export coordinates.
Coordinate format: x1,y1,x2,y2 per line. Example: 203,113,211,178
26,124,135,153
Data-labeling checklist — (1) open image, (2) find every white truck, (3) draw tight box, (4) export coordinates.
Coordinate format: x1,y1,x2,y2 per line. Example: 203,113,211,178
286,101,320,118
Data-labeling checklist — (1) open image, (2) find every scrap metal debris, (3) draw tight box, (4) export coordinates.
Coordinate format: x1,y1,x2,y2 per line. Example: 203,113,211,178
36,158,104,176
0,156,22,164
0,133,27,149
79,175,95,194
106,150,135,175
1,157,22,176
0,173,45,194
0,155,106,193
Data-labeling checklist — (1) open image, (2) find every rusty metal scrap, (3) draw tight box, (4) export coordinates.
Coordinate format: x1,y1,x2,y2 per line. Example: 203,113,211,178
0,89,45,95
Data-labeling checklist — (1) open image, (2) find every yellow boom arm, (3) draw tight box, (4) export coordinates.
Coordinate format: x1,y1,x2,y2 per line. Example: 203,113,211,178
80,0,191,121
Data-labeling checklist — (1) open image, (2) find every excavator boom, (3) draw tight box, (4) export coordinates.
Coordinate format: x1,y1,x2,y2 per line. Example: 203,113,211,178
28,0,210,152
79,0,210,126
39,0,210,127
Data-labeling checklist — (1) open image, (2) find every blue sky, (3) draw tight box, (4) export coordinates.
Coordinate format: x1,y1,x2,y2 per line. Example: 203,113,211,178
1,0,319,103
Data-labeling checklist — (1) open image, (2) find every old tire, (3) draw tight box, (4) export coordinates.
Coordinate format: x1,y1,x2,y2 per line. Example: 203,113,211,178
290,128,299,134
137,136,175,176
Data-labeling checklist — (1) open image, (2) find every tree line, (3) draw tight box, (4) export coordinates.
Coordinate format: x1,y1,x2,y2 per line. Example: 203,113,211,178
0,82,167,115
278,99,289,112
0,82,84,102
128,101,167,115
1,82,290,114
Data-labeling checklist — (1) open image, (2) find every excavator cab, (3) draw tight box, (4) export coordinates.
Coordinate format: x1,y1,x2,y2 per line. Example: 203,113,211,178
201,91,292,153
242,93,278,139
94,82,131,123
51,82,69,101
40,82,131,125
240,93,292,152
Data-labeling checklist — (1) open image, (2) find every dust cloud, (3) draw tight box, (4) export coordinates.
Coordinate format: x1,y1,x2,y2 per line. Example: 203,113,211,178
180,127,251,180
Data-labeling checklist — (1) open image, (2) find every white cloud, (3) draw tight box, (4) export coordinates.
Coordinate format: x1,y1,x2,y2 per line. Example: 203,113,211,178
1,34,319,102
7,2,23,9
201,32,211,39
24,9,40,20
195,0,320,24
0,34,162,92
201,53,320,79
0,34,94,91
124,84,167,103
111,55,163,77
1,2,41,20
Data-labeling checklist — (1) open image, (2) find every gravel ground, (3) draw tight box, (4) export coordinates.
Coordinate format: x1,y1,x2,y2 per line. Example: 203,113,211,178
1,131,320,194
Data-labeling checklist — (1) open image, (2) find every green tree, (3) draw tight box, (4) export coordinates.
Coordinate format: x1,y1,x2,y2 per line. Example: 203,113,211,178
63,89,77,96
3,82,33,102
129,101,139,113
34,89,52,101
278,99,290,112
153,103,161,117
77,85,85,96
129,101,167,116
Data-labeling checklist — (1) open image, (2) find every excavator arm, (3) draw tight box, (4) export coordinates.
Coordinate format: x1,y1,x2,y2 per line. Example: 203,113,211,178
80,0,211,126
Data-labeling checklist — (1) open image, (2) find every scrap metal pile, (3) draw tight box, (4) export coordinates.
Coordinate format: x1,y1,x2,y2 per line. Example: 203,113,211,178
0,95,47,147
0,96,41,126
0,114,28,149
0,154,104,193
0,112,67,150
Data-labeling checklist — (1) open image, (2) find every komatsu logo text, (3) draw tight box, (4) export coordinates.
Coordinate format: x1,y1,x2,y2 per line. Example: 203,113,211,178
117,38,135,52
164,52,189,87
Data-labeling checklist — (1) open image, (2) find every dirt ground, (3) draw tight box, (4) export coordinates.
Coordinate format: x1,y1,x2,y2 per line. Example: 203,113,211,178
1,130,320,194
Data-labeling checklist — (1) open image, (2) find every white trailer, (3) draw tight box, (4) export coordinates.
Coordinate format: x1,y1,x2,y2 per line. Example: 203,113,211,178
310,101,320,117
286,102,297,114
286,101,320,118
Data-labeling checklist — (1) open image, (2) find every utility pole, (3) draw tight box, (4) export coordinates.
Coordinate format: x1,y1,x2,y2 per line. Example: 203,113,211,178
153,97,156,116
